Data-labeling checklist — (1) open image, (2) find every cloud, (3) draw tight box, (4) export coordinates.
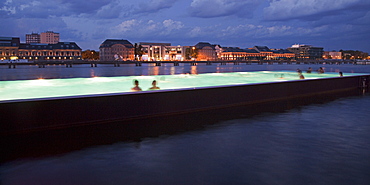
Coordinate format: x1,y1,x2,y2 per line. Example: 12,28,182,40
112,19,185,40
90,1,129,19
264,0,370,21
189,0,261,18
0,0,122,19
353,11,370,25
59,0,113,14
220,24,299,39
116,19,142,32
187,24,223,39
1,0,369,52
135,0,178,13
0,0,60,18
0,16,73,40
163,19,184,31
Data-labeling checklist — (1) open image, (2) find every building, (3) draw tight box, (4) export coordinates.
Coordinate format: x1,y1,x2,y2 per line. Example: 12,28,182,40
1,36,81,61
0,37,20,60
287,44,324,60
99,39,135,61
139,42,171,61
270,49,295,60
194,42,217,61
26,33,41,44
218,47,260,60
26,31,60,44
18,42,82,61
99,40,211,62
164,45,187,61
40,31,60,44
218,46,295,61
253,46,274,60
323,51,342,60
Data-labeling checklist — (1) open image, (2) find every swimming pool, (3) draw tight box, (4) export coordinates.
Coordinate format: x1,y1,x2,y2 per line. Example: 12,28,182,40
0,71,364,102
1,70,369,136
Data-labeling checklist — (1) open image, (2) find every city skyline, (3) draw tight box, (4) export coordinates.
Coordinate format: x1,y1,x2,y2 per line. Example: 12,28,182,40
1,0,370,52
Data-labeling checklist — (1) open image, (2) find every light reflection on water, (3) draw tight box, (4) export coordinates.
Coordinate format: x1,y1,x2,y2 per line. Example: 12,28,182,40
1,95,370,185
1,63,370,81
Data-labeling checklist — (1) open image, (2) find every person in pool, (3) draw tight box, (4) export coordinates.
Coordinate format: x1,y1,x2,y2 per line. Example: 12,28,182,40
131,80,142,91
318,67,325,74
307,67,312,73
149,80,160,90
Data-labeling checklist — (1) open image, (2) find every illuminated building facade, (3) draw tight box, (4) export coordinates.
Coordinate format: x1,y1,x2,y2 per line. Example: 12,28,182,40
194,42,217,61
323,51,342,60
139,42,171,61
99,39,134,61
26,31,60,44
288,44,324,60
219,47,260,60
18,42,82,61
40,31,60,44
26,33,41,44
270,49,295,60
0,37,20,60
0,37,81,61
218,46,295,61
164,45,186,61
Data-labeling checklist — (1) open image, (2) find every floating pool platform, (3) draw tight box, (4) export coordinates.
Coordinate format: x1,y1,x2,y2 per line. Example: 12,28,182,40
0,71,369,136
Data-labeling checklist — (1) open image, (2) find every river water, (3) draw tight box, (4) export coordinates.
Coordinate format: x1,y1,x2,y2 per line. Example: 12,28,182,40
1,63,370,185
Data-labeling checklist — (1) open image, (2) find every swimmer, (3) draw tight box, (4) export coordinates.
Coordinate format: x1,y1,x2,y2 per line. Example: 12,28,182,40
297,68,302,73
339,72,343,77
307,67,312,73
149,80,160,90
299,74,305,79
131,80,142,91
317,67,324,74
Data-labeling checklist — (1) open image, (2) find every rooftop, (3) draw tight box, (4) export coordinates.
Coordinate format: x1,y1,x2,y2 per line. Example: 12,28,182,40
100,39,134,48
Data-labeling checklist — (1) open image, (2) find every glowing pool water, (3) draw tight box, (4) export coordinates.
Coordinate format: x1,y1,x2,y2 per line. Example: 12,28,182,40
1,70,369,136
0,71,367,101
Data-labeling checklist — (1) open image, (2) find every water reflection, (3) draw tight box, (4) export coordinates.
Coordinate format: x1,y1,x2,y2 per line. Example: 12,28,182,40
151,66,159,76
191,65,197,74
1,95,370,185
90,69,97,78
2,63,370,81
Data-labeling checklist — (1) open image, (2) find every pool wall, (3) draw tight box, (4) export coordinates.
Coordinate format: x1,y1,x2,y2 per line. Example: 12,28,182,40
1,75,369,136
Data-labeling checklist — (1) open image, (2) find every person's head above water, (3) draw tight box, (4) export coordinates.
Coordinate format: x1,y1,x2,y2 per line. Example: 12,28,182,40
131,80,142,91
149,80,160,90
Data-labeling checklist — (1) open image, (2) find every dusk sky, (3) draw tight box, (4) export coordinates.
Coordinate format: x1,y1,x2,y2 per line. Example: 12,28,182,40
1,0,370,52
